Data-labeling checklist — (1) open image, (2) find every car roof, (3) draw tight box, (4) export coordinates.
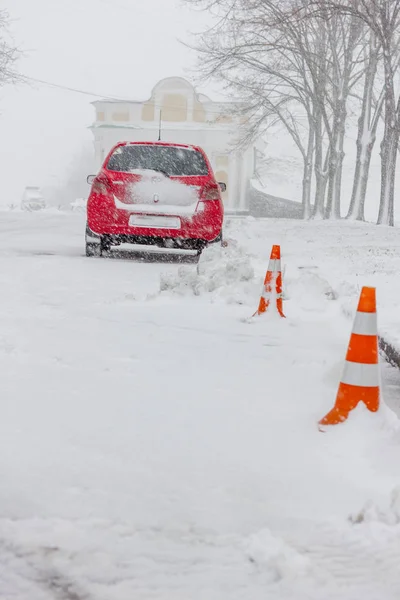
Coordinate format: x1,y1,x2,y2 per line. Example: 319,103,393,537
114,141,203,152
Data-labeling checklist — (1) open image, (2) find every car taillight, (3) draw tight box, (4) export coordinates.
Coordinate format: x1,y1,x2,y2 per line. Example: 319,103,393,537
201,184,220,201
92,176,111,194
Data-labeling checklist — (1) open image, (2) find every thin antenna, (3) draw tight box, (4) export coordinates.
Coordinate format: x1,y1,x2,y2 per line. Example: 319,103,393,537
158,110,162,141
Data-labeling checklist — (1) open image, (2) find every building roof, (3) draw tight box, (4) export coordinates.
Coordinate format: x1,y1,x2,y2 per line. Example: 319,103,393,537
91,76,242,107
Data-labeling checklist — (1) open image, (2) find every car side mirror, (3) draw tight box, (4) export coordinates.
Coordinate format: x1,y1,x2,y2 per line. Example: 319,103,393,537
87,175,96,185
218,182,227,192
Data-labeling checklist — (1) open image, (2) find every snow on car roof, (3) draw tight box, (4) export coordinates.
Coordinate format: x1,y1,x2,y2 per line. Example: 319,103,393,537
122,141,198,150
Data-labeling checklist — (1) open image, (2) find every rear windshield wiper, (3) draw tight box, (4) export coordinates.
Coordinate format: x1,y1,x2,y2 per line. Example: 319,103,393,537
150,168,171,178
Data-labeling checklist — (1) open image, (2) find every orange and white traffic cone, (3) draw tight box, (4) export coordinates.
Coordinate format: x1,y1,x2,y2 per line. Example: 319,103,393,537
254,244,285,317
319,286,380,426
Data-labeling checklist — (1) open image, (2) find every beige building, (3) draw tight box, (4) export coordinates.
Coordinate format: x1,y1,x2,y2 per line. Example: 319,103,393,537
90,77,261,212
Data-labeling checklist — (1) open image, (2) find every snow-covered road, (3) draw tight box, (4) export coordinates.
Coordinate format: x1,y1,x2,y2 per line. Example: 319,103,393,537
1,212,400,599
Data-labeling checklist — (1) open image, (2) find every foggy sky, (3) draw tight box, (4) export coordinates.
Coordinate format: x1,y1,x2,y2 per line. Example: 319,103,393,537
0,0,206,205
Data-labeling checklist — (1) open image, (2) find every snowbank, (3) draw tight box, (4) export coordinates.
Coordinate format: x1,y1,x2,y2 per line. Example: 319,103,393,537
245,509,400,599
159,241,258,304
1,213,400,599
159,231,341,317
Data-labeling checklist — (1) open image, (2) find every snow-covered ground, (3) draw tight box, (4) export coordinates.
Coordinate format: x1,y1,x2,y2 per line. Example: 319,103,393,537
1,212,400,599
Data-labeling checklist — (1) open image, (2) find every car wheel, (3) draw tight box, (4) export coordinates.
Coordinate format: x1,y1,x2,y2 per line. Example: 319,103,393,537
100,237,112,256
196,242,207,257
85,222,102,257
86,241,102,257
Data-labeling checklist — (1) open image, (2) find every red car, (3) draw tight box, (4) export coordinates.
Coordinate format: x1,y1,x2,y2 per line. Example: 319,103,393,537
85,141,225,257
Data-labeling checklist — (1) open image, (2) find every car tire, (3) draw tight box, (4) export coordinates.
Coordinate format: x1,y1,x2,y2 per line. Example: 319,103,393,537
85,222,103,257
86,242,102,257
99,237,113,257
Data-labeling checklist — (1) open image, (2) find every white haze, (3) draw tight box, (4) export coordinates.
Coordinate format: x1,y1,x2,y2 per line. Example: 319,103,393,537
0,0,208,207
0,0,396,220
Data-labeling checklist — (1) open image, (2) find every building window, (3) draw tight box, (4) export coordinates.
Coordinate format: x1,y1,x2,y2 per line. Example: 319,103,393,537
112,111,130,122
142,102,155,121
193,101,206,123
161,94,187,122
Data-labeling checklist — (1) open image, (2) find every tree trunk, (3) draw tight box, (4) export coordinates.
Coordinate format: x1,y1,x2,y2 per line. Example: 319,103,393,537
347,34,380,221
378,125,398,225
312,105,326,218
324,11,361,220
321,148,330,202
333,122,346,218
302,121,314,219
348,137,375,221
325,143,336,219
325,109,345,220
377,52,399,226
347,118,376,222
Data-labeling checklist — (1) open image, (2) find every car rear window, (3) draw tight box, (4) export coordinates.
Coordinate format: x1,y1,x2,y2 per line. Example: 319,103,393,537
107,145,209,176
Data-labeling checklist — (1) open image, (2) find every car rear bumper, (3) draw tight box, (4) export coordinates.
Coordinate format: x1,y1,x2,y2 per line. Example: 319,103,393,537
87,198,223,243
105,234,219,251
85,224,222,251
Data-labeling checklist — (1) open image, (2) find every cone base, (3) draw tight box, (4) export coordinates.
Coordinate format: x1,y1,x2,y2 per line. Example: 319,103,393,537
319,383,380,426
253,309,286,318
319,407,350,426
254,300,286,318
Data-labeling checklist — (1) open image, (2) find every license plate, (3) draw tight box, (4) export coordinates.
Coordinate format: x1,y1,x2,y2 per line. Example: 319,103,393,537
129,214,181,229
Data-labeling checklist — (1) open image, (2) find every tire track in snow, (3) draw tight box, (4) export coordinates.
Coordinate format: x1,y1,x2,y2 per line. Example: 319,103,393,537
246,519,400,599
0,537,90,600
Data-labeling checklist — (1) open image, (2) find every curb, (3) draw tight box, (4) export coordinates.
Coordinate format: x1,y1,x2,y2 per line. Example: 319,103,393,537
379,337,400,369
340,304,399,370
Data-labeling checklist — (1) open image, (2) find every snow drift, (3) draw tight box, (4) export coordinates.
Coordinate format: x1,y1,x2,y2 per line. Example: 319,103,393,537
159,241,257,303
1,213,400,599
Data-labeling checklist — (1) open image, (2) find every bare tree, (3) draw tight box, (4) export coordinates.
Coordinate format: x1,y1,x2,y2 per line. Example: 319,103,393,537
347,31,384,220
185,0,319,217
185,0,368,221
319,0,400,225
289,1,366,218
224,72,316,218
0,9,20,88
322,8,364,218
